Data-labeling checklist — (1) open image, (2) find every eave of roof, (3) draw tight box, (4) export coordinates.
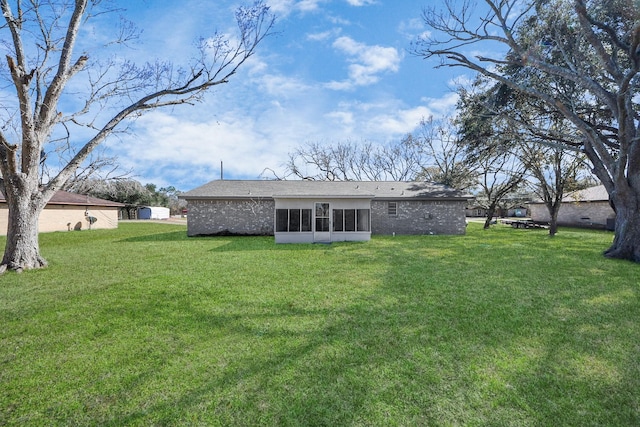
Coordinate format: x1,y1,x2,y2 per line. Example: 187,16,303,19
0,189,125,207
181,180,472,201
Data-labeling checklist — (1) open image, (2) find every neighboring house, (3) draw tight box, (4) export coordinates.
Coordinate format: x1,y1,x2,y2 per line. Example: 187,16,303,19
465,205,487,218
138,206,170,220
527,185,615,229
465,205,527,218
0,190,124,235
180,180,472,243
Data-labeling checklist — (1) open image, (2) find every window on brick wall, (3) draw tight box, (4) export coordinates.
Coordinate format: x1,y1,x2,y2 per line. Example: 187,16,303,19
388,202,397,216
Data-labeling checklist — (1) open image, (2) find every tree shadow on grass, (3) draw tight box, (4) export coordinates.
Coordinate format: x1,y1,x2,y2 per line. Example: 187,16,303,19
119,231,190,243
88,297,418,425
208,238,368,253
373,237,640,426
120,231,366,253
21,228,638,425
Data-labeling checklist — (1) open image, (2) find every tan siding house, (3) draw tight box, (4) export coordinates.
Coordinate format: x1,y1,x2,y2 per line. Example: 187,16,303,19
0,190,124,235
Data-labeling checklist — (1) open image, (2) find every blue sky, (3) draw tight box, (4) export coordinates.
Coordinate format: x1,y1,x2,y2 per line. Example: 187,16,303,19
99,0,473,190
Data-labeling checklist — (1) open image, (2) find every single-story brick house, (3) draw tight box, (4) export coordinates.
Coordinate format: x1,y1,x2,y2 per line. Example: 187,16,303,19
0,190,124,235
180,180,472,243
527,185,615,230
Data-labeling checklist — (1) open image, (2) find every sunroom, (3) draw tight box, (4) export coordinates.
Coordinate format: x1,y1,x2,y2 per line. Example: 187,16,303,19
273,195,373,243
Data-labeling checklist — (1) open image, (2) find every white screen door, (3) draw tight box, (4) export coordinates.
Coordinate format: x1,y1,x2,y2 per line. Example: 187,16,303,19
314,202,331,242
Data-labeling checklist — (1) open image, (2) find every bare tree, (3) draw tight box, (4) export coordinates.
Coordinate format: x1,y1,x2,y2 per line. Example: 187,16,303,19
415,117,477,190
0,0,274,272
470,146,527,229
284,136,425,181
415,0,640,261
520,126,593,235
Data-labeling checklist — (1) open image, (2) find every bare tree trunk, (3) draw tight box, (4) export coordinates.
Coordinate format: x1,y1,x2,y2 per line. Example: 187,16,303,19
605,192,640,261
547,202,561,237
484,204,497,229
1,193,47,273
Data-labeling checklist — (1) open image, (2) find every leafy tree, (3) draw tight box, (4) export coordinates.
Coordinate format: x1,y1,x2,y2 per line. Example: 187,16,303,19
158,186,186,215
521,132,593,236
0,0,274,272
144,183,169,208
415,0,640,261
469,144,527,229
72,178,152,219
457,77,592,235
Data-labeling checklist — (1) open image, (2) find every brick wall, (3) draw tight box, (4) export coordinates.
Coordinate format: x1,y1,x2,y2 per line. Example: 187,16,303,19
187,198,468,237
529,202,615,228
187,199,275,236
371,200,467,235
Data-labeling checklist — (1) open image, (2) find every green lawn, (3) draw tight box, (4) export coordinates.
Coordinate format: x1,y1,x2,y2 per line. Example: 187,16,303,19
1,222,639,426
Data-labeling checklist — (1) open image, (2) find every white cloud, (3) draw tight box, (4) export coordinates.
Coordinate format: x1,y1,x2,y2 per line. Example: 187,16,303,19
266,0,327,16
421,92,459,116
325,110,355,126
345,0,376,5
105,83,462,189
398,18,423,32
258,74,313,97
115,112,282,185
326,36,401,90
398,18,430,40
307,28,341,41
366,106,434,135
321,92,459,143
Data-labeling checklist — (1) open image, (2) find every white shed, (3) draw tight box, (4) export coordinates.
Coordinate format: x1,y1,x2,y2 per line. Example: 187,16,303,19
138,206,170,220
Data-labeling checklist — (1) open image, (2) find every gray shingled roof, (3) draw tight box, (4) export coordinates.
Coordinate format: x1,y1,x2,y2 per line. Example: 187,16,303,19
0,190,125,207
562,185,609,203
181,180,472,200
528,185,610,204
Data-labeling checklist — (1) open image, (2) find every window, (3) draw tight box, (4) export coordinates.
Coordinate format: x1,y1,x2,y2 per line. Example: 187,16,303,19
357,209,370,231
276,209,288,232
388,202,397,216
332,208,370,232
289,209,301,232
276,208,312,232
301,209,312,231
344,209,356,231
333,209,344,232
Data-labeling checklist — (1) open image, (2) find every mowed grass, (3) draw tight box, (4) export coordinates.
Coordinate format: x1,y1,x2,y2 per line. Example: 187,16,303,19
1,222,639,426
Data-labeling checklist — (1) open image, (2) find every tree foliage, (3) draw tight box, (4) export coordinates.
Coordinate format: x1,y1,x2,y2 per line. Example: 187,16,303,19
456,76,593,234
72,178,151,219
416,0,640,261
71,179,185,218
